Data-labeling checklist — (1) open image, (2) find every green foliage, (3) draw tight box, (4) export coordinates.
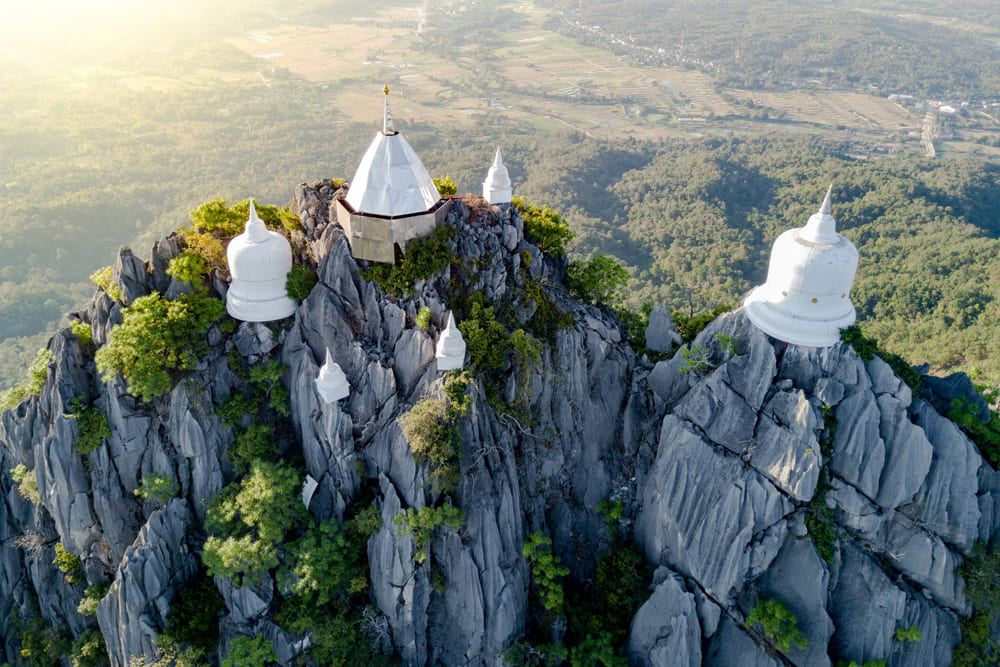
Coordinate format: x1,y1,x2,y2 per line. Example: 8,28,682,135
949,396,1000,469
522,531,569,616
565,255,629,305
166,253,207,290
398,399,460,492
10,464,42,505
160,570,224,654
433,176,457,195
0,348,52,412
227,424,278,474
95,291,225,402
54,542,83,584
513,197,573,257
805,492,837,565
394,503,464,565
415,307,432,330
222,635,277,667
672,303,732,344
714,333,738,356
510,328,543,369
77,583,110,617
895,625,921,642
17,615,70,667
568,632,627,667
678,344,710,374
286,264,318,302
458,292,508,370
840,325,923,395
838,661,887,667
596,498,624,538
134,474,179,503
361,224,457,295
746,598,809,652
71,629,108,667
249,360,290,416
954,542,1000,666
576,540,653,647
70,320,93,345
203,461,306,585
90,266,123,302
280,517,378,606
70,396,111,455
397,372,474,490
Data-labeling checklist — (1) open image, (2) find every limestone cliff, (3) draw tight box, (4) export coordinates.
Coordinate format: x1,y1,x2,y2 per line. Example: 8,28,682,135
1,182,998,666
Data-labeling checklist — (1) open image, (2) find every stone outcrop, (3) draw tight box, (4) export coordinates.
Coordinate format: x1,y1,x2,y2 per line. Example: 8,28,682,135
0,180,997,666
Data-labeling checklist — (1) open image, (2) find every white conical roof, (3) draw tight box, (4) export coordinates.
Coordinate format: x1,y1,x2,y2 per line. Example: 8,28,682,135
436,311,466,371
226,200,297,322
315,348,350,403
743,187,858,347
483,146,513,204
345,89,440,218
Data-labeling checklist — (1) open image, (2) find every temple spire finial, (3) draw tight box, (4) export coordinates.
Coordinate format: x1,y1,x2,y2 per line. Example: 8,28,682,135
820,184,833,215
382,85,395,135
493,146,504,168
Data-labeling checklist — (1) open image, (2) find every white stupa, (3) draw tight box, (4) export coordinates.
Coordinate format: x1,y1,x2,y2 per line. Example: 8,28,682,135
315,348,350,403
743,187,858,347
435,312,467,371
335,87,450,264
226,201,298,322
482,147,513,204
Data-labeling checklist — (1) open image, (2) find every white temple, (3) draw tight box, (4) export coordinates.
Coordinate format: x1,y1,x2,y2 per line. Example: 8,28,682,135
315,348,350,403
435,311,467,371
225,201,298,322
335,87,449,264
482,147,513,204
743,187,858,347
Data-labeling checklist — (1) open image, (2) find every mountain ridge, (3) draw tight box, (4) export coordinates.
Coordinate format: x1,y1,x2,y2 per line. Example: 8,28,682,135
0,180,998,666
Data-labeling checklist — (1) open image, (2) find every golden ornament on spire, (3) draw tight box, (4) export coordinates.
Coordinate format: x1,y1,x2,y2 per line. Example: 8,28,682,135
383,85,390,95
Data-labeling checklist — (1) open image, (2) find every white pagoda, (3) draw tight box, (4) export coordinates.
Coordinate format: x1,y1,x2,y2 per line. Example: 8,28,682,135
314,348,350,403
334,87,449,264
743,187,858,347
435,312,467,371
225,201,298,322
482,147,513,204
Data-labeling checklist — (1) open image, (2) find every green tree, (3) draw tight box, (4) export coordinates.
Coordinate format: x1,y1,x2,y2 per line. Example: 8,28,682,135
95,291,225,402
222,635,277,667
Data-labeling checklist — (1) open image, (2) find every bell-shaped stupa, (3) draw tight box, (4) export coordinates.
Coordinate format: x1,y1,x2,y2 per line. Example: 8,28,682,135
743,187,858,347
435,312,467,371
226,201,297,322
315,348,350,403
482,147,513,204
334,86,449,263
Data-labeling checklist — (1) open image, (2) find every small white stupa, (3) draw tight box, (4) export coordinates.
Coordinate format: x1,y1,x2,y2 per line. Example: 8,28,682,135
334,86,449,264
226,201,297,322
314,348,350,403
435,312,467,371
743,187,859,347
482,147,513,204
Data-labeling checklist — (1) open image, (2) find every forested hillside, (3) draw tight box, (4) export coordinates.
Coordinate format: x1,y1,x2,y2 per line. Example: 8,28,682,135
4,0,1000,391
548,0,1000,98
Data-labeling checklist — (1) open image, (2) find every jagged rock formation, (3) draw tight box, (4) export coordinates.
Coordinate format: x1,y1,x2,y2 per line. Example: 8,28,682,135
0,180,998,667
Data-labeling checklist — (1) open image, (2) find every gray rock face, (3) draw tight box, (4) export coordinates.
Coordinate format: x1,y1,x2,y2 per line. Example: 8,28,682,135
637,414,792,603
644,306,682,354
2,184,997,667
627,569,702,666
98,500,199,667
